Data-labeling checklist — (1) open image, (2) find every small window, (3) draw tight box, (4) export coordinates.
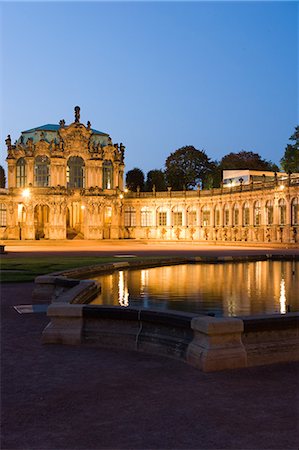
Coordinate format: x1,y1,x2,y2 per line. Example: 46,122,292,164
0,203,7,226
224,205,230,226
215,209,220,226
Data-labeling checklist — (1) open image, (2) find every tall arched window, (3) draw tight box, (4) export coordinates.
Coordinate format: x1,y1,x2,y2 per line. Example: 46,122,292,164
291,198,298,225
265,200,273,225
233,204,239,226
214,207,220,226
187,209,197,226
243,202,250,226
202,206,210,226
254,201,261,226
172,209,183,226
67,156,85,188
124,206,136,227
0,203,7,226
278,199,286,225
103,160,113,189
16,158,27,187
34,155,50,187
141,207,152,227
223,204,230,226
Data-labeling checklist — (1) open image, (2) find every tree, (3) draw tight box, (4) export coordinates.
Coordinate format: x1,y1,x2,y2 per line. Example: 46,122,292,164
125,168,145,192
280,126,299,173
165,146,213,190
0,165,6,188
145,169,167,191
219,151,279,172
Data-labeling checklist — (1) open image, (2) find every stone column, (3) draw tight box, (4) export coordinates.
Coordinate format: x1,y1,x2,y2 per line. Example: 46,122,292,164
27,157,34,185
7,159,16,188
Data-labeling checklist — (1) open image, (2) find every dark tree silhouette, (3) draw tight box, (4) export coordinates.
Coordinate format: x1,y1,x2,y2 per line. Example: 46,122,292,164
145,170,167,191
165,146,213,190
125,167,145,192
0,165,6,188
219,151,279,171
280,126,299,173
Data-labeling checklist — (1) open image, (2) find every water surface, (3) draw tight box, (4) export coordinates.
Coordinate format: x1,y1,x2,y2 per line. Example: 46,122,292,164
90,261,299,317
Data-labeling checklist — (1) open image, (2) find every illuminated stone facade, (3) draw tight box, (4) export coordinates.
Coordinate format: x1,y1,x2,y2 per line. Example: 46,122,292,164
0,107,298,244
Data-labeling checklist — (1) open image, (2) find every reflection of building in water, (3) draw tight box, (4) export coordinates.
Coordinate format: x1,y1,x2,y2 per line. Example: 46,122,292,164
1,107,298,244
90,262,299,316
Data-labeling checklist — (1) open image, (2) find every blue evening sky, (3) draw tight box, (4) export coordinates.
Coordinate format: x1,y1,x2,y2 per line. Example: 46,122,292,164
0,1,298,176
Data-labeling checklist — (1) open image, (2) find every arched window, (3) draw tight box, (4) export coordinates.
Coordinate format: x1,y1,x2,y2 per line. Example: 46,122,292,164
141,207,152,227
265,200,273,225
67,157,85,188
278,198,286,225
34,155,50,187
0,203,7,226
233,204,239,226
172,209,183,226
124,206,136,227
103,160,113,189
243,202,250,226
291,198,299,225
214,207,220,226
223,204,230,226
187,209,197,226
202,206,210,226
157,208,167,227
254,201,261,226
16,158,27,187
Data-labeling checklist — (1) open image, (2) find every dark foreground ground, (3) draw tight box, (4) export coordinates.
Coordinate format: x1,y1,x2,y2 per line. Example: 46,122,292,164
1,282,298,450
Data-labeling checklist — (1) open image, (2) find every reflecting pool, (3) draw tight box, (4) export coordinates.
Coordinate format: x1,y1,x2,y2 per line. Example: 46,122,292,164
90,261,299,317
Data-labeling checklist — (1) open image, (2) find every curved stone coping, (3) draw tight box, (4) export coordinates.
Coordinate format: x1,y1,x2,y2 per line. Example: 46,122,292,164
42,302,299,372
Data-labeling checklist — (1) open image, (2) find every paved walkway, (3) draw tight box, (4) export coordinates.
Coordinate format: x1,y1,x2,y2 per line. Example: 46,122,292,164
1,242,299,449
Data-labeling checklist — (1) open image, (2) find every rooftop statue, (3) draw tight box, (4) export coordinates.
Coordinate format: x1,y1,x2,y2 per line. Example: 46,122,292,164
74,106,80,123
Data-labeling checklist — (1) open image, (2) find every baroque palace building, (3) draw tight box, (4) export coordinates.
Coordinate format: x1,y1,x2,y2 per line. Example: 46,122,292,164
0,107,298,244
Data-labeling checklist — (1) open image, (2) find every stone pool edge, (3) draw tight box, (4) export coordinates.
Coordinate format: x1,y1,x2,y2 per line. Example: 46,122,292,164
33,255,299,372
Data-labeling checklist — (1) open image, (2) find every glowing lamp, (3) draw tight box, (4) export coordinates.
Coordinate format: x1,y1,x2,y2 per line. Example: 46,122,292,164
81,205,85,210
22,188,30,198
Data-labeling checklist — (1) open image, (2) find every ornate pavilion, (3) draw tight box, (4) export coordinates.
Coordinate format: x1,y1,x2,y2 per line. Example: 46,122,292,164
0,107,298,244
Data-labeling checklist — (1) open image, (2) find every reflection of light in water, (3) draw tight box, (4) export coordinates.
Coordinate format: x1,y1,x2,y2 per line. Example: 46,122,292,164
279,278,286,314
140,269,149,307
118,271,129,307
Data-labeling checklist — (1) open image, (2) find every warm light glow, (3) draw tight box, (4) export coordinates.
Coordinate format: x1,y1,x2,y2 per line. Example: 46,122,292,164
22,188,30,198
118,271,129,307
124,188,128,193
279,278,286,314
279,184,285,190
80,205,85,210
119,194,124,199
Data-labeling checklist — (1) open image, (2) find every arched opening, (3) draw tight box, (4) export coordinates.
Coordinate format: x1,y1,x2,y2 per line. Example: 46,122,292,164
34,205,50,239
66,203,85,239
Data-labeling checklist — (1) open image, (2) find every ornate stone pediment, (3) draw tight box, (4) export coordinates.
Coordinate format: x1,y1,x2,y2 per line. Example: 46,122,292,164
59,123,91,155
35,140,50,155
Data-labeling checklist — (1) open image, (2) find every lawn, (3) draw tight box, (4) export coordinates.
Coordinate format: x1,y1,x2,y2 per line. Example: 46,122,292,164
0,256,124,282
